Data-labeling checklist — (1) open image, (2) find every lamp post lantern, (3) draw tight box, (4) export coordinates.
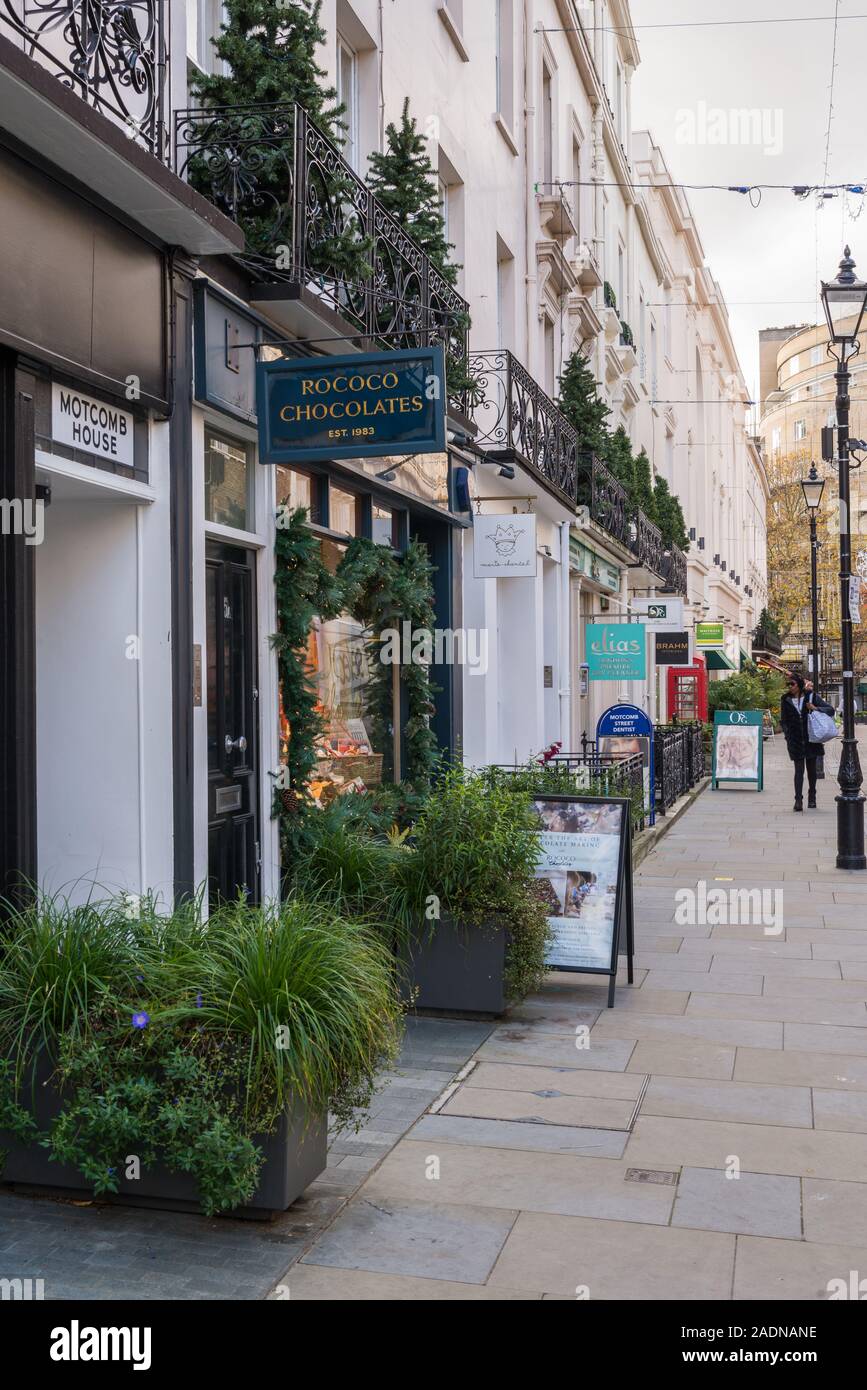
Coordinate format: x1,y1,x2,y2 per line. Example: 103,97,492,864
800,463,825,700
820,247,867,870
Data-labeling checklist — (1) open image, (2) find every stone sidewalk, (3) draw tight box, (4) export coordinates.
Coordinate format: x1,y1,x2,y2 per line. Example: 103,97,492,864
281,732,867,1300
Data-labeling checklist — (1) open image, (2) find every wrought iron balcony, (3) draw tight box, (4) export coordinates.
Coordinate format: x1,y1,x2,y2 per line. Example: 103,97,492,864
660,545,688,596
630,509,666,579
1,0,168,157
753,626,783,656
579,454,629,548
463,350,577,505
174,101,469,368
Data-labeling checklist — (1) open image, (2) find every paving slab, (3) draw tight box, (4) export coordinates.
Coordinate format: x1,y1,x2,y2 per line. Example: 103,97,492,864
626,1114,867,1182
474,1029,635,1071
685,993,867,1026
463,1062,645,1101
487,1212,735,1300
408,1112,628,1158
803,1177,867,1246
641,1076,812,1128
359,1140,676,1225
626,1038,736,1080
591,1012,784,1050
440,1085,635,1131
299,1196,517,1284
642,970,764,995
672,1166,802,1239
278,1266,538,1300
733,1233,867,1300
734,1047,867,1091
812,1088,867,1133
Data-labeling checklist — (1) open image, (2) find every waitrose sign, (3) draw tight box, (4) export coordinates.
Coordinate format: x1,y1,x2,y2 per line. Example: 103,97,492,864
257,347,446,465
586,623,647,681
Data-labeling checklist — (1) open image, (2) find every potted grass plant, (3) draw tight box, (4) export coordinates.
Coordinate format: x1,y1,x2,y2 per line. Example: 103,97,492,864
396,764,551,1015
0,892,402,1217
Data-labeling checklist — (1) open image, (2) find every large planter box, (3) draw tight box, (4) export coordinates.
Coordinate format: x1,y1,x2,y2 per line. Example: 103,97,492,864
400,916,508,1016
0,1056,327,1219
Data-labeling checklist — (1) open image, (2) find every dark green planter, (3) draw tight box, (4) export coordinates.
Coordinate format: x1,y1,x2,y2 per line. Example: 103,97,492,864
400,915,508,1016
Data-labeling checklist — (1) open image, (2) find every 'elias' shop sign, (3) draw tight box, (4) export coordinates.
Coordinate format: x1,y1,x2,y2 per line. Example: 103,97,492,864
257,347,446,464
51,384,134,466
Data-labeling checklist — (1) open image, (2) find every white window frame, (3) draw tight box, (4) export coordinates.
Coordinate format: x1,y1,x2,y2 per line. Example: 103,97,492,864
337,34,360,169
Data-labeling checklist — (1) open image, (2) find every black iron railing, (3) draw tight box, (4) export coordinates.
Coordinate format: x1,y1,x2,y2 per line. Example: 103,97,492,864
660,546,688,596
655,723,705,814
753,627,783,655
174,102,469,367
464,350,578,504
580,454,630,548
630,510,666,578
2,0,168,157
491,752,646,832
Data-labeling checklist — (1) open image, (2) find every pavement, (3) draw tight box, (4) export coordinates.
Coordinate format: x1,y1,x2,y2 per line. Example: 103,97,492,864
279,731,867,1301
4,733,867,1301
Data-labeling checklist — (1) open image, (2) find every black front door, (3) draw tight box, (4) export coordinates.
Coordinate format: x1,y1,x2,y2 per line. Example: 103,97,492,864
206,542,259,906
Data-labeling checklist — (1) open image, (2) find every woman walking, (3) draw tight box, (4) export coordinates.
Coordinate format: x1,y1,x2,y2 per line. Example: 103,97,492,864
780,673,835,811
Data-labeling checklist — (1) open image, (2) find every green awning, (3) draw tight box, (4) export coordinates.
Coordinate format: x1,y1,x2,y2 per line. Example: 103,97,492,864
705,649,737,671
739,648,751,670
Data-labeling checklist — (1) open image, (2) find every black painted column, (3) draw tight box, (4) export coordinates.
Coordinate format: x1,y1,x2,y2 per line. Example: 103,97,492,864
0,356,37,904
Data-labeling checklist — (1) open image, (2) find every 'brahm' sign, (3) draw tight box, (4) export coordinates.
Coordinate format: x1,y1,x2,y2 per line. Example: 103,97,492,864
257,347,446,465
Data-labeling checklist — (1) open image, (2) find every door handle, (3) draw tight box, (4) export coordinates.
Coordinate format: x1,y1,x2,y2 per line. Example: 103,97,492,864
225,735,248,755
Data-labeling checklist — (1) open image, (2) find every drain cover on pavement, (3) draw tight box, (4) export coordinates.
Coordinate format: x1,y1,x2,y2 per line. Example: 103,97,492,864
625,1168,679,1186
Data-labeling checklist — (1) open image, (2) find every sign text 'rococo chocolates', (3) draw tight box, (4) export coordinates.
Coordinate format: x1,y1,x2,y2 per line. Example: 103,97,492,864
257,347,446,465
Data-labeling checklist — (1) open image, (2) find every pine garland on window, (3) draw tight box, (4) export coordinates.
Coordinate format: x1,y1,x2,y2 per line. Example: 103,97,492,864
272,517,440,848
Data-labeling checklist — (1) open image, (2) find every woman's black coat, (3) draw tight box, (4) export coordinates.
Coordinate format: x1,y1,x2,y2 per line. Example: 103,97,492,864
780,691,835,761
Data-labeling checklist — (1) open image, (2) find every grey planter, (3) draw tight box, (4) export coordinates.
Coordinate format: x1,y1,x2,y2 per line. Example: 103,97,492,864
0,1056,326,1219
400,915,508,1016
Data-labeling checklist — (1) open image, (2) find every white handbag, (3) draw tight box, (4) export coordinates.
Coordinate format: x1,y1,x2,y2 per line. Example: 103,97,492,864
808,709,839,744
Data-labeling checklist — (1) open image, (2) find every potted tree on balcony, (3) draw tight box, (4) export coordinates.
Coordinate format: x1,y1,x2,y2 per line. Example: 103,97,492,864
0,893,401,1217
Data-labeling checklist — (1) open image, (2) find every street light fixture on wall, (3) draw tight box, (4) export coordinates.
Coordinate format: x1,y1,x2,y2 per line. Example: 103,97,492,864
820,246,867,871
800,461,826,720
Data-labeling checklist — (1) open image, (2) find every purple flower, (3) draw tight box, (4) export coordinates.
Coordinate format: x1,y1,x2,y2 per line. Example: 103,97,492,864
136,974,144,983
195,993,203,1009
131,1011,150,1030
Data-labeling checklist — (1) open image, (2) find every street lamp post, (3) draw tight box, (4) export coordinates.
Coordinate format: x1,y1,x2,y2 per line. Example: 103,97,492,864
821,247,867,871
801,463,826,698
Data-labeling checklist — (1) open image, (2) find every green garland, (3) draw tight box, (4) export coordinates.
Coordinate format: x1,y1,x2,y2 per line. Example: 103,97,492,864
272,511,440,852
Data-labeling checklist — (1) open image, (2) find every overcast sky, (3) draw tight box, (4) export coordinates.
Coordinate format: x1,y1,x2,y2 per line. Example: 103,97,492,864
630,0,867,418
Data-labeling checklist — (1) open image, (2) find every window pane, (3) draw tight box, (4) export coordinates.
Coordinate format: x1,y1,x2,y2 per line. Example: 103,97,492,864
372,505,394,547
330,484,359,535
205,433,249,530
276,466,313,517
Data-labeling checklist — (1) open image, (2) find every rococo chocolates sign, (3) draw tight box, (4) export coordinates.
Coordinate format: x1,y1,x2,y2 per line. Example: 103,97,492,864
257,347,446,465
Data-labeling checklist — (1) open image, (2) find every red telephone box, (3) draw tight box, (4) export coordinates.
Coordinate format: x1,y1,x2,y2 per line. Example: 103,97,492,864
667,657,708,724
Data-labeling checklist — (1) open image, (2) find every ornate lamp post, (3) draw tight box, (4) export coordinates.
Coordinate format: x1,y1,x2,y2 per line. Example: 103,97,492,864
800,463,826,697
821,247,867,870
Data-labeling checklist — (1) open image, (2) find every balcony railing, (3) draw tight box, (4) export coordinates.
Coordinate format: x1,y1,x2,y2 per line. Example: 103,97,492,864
174,101,469,366
580,454,629,548
753,627,783,655
2,0,168,157
630,509,666,578
660,546,688,596
464,350,578,504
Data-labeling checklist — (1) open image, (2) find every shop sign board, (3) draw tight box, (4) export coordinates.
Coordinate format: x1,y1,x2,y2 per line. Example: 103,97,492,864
712,709,764,791
597,703,655,824
257,347,446,464
632,598,684,629
696,622,726,648
586,623,646,681
51,384,134,466
655,631,690,666
473,511,537,578
531,795,634,1007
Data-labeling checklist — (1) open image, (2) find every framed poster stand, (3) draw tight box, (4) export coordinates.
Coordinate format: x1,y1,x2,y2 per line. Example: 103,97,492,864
712,710,765,791
531,794,635,1008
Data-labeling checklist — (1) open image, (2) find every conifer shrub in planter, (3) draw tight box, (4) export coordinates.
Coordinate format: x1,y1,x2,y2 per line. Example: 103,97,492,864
0,893,401,1217
396,765,552,1015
